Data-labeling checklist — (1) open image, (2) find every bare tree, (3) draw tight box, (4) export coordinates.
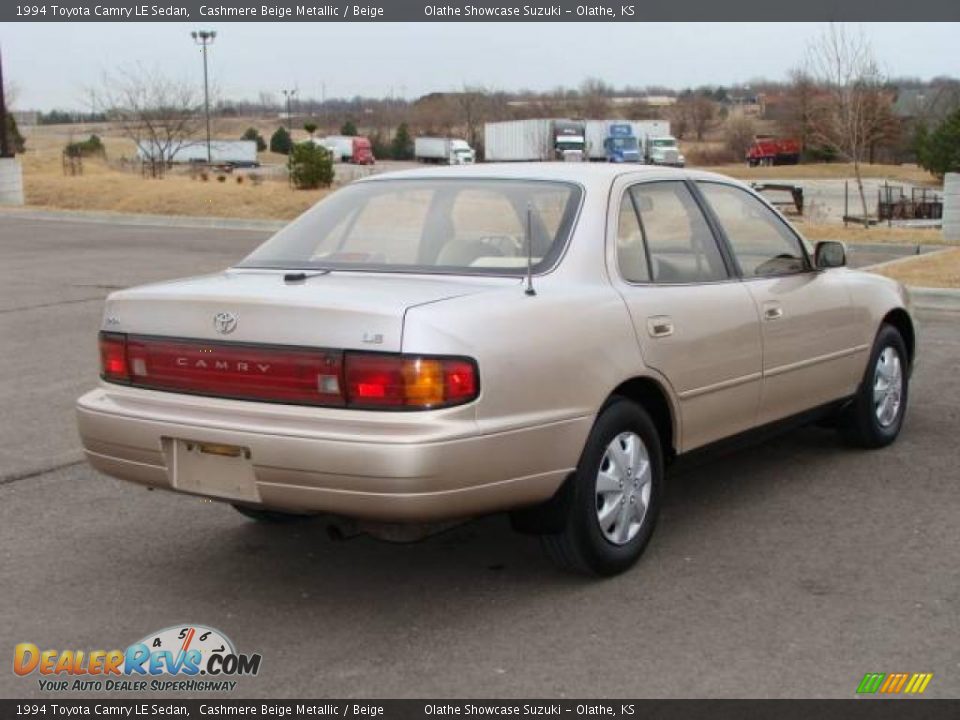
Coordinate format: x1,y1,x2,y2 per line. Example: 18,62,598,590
92,66,202,177
455,86,494,149
805,23,892,223
257,91,276,118
723,114,758,159
577,77,613,118
672,92,718,141
780,69,819,157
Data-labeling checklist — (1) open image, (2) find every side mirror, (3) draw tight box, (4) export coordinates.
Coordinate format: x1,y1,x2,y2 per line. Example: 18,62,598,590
815,241,846,269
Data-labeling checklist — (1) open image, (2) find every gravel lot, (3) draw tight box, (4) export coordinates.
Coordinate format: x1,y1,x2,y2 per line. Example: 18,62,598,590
1,215,957,699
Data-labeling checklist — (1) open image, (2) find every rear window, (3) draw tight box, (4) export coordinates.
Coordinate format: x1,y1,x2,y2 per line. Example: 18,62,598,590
238,179,582,274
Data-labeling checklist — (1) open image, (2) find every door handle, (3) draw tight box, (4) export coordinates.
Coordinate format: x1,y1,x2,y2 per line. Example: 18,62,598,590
763,304,784,321
647,316,674,338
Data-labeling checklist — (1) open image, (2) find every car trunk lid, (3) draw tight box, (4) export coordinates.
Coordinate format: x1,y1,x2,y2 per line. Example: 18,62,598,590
103,269,517,352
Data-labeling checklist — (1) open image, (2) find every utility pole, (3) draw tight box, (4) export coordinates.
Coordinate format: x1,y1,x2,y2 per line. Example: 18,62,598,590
282,88,298,130
190,30,216,164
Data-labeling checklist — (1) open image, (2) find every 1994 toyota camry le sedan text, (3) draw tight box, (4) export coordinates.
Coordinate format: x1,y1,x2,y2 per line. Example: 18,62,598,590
77,164,916,575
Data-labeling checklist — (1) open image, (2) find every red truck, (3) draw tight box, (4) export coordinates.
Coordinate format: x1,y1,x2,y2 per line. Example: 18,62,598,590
321,135,376,165
746,136,801,167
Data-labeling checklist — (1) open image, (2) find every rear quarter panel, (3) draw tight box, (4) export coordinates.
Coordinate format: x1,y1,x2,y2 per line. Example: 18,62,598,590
401,277,645,468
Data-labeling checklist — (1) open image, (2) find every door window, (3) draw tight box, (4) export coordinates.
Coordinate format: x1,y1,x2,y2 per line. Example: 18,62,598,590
698,183,810,277
617,181,727,283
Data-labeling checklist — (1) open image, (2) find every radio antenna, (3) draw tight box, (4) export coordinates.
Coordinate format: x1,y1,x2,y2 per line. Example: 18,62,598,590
524,202,536,297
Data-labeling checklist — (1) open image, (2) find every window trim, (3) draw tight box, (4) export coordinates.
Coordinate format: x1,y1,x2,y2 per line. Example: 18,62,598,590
613,179,734,287
692,180,814,280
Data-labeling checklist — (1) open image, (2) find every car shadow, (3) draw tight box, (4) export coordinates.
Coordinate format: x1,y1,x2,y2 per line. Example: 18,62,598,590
126,420,857,608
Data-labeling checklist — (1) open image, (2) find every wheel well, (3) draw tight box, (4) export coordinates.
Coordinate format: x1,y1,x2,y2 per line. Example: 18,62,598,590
608,377,676,460
882,309,915,368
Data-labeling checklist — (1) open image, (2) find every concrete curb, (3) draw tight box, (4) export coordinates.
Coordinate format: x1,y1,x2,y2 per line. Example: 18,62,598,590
0,207,285,232
841,241,951,256
907,286,960,312
864,247,956,272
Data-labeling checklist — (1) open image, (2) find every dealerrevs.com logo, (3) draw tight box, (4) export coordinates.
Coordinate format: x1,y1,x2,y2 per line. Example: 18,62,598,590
14,624,262,693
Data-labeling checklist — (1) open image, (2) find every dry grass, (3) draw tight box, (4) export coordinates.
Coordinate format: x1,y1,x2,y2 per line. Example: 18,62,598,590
870,248,960,289
19,130,328,220
797,223,948,245
698,162,940,185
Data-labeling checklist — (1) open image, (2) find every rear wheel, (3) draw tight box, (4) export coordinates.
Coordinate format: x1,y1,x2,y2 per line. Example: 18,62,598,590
839,324,909,448
541,399,663,576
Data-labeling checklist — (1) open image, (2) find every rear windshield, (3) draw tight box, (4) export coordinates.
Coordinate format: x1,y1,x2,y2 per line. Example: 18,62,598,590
238,179,582,274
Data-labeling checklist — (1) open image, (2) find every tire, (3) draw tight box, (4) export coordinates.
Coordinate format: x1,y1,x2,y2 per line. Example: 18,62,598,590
541,398,663,576
839,324,909,448
232,504,312,524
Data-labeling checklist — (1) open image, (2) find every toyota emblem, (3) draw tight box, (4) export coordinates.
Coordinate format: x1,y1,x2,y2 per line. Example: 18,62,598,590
213,312,238,335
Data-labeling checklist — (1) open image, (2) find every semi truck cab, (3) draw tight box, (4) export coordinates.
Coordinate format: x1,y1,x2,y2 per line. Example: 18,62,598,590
645,136,685,167
554,121,586,162
603,124,641,163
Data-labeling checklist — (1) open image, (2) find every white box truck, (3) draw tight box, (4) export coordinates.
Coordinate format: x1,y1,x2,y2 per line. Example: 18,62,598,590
484,119,585,162
136,140,259,167
414,137,475,164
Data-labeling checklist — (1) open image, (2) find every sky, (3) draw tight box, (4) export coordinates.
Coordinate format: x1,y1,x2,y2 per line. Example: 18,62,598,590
3,22,959,111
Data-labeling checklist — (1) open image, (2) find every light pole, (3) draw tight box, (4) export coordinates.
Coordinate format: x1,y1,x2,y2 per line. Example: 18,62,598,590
190,30,216,164
282,88,298,131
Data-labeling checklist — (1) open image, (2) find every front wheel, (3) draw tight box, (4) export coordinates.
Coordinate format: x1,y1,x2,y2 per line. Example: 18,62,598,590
839,324,909,448
541,399,663,576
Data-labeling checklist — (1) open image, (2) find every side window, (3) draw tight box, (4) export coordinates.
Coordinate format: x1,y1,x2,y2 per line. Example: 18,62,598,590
698,183,809,277
627,181,727,283
616,192,650,282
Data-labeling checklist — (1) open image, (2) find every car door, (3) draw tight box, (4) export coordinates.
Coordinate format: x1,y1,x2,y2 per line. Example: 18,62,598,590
695,181,866,425
609,177,763,452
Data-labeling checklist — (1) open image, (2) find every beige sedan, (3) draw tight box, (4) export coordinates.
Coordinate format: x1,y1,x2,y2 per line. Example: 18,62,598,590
77,164,915,575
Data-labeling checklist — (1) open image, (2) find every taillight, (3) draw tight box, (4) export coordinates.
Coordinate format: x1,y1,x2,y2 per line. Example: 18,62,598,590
99,333,129,382
344,353,478,410
96,333,478,410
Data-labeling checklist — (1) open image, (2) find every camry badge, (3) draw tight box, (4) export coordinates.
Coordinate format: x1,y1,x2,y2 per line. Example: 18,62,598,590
213,311,238,335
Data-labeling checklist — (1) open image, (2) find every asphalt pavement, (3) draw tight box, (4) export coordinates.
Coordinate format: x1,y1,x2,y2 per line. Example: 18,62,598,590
1,215,958,699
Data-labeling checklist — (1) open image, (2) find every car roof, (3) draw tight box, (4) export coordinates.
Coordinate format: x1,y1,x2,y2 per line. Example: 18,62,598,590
358,162,745,189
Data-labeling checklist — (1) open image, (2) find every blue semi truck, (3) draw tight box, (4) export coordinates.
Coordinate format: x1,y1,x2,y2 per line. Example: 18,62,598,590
585,120,641,162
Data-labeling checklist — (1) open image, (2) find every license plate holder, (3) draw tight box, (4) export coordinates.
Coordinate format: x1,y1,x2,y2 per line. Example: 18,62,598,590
166,438,260,502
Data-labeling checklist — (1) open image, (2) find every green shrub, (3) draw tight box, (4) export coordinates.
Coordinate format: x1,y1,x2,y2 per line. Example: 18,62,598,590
369,130,391,160
916,109,960,178
304,121,318,137
64,134,105,158
340,120,358,136
270,126,293,155
391,123,413,160
6,115,26,154
241,127,267,152
288,141,334,189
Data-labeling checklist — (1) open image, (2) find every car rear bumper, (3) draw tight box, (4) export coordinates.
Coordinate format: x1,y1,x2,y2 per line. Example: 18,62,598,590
76,385,587,522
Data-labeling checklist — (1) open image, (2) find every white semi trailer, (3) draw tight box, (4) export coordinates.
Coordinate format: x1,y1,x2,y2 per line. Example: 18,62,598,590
484,119,585,162
136,140,259,167
414,137,476,164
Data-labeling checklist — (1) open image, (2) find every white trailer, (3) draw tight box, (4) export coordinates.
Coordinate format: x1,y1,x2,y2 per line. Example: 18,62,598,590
485,120,552,161
136,140,259,167
414,137,476,164
584,120,616,161
319,135,356,163
484,119,586,162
